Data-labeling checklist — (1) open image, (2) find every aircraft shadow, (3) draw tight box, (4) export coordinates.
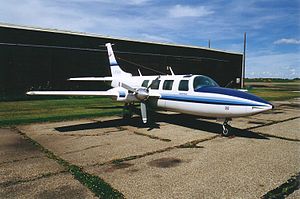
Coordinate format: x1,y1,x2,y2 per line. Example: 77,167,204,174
149,113,268,139
55,111,268,140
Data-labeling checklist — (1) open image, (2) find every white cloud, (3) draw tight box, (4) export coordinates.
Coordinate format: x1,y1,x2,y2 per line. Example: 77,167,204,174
126,0,151,5
0,0,97,31
140,33,174,43
168,4,214,18
274,38,300,45
62,0,151,5
0,0,298,78
246,52,300,78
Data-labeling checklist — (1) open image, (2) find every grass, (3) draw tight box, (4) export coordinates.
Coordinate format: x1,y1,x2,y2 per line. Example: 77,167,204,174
246,81,300,101
245,78,300,83
248,88,300,101
262,172,300,199
0,97,123,127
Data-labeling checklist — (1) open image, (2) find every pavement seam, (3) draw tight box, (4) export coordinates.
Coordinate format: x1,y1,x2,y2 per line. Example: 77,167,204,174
50,128,126,137
0,170,67,188
245,116,300,142
62,143,111,155
256,133,300,142
116,125,173,142
13,127,125,199
132,130,171,142
246,116,300,131
0,155,43,166
86,135,219,168
261,172,300,198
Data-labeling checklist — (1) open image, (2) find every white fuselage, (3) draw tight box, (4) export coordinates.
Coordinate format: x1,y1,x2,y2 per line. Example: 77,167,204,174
111,75,273,119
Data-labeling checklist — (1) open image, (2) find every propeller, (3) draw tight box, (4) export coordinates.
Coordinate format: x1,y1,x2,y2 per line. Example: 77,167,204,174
146,75,160,90
120,76,160,124
121,83,149,101
140,102,147,123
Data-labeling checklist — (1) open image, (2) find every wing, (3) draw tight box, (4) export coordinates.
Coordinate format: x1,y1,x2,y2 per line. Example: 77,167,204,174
26,89,119,97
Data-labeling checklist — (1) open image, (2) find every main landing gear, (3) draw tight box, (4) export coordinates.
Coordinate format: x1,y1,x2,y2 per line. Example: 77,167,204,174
123,103,134,120
222,119,232,136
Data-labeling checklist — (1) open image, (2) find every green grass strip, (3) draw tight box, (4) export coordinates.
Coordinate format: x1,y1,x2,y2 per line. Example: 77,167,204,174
262,172,300,199
0,110,121,127
0,97,123,127
15,128,124,199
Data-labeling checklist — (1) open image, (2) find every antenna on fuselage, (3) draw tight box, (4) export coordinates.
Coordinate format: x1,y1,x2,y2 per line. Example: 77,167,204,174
137,69,142,76
167,66,175,76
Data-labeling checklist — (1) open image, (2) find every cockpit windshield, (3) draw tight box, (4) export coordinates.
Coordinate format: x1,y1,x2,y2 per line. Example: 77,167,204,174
193,75,219,90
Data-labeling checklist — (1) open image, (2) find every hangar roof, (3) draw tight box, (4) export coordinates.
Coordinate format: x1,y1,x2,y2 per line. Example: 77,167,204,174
0,22,243,55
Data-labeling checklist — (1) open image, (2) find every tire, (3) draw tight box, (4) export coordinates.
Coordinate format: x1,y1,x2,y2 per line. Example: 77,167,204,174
222,124,231,136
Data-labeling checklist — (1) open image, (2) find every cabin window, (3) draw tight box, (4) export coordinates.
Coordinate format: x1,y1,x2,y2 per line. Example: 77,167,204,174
178,80,189,91
193,76,219,90
141,80,149,87
150,80,161,90
162,80,174,90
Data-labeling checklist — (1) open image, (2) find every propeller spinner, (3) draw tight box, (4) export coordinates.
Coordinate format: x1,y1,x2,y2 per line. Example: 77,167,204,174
120,76,160,123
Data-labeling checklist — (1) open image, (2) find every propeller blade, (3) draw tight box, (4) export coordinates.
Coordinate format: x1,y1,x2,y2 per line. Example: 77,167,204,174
140,102,147,123
121,83,137,93
147,75,161,90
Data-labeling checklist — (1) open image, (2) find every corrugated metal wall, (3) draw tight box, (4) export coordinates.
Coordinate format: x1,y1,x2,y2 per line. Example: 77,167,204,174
0,25,243,99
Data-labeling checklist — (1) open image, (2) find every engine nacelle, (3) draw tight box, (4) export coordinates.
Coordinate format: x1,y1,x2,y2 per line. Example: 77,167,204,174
135,88,149,101
116,92,140,103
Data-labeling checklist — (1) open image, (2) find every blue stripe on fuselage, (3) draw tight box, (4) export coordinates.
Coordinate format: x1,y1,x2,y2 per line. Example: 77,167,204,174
195,86,272,105
160,94,267,106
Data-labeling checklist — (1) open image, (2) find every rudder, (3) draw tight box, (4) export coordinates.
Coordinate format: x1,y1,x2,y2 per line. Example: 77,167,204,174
105,43,132,78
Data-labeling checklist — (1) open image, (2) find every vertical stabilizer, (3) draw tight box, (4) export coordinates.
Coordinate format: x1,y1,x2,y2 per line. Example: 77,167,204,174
105,43,132,77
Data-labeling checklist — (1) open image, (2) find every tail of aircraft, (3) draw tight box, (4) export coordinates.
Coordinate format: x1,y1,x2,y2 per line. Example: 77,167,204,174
105,43,132,78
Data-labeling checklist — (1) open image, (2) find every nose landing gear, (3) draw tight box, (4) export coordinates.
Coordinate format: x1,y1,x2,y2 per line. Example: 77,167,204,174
222,119,232,136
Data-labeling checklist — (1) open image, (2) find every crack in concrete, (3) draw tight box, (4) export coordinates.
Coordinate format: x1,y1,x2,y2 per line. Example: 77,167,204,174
48,128,126,137
116,125,172,142
257,133,300,142
62,143,111,155
132,131,171,142
0,171,67,188
0,156,42,166
87,135,219,168
245,116,300,142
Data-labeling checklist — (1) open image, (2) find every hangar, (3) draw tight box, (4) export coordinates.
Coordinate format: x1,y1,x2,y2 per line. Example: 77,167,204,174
0,23,243,99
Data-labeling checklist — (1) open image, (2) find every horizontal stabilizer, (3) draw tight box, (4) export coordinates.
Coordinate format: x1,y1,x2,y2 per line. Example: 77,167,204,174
26,90,118,97
68,77,114,81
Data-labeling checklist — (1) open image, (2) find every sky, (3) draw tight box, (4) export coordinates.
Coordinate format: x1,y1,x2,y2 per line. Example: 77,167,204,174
0,0,299,78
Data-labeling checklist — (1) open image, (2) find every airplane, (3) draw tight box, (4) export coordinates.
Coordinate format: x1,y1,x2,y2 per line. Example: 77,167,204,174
27,43,274,136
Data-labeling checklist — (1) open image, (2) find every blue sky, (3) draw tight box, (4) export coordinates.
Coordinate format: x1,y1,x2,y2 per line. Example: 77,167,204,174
0,0,299,78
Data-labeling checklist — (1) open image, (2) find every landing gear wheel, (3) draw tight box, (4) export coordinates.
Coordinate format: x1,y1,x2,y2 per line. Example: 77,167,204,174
222,125,229,136
222,120,231,136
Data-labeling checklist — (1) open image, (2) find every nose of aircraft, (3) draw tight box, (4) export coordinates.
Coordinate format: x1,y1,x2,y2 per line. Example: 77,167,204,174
196,86,273,108
235,89,273,107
